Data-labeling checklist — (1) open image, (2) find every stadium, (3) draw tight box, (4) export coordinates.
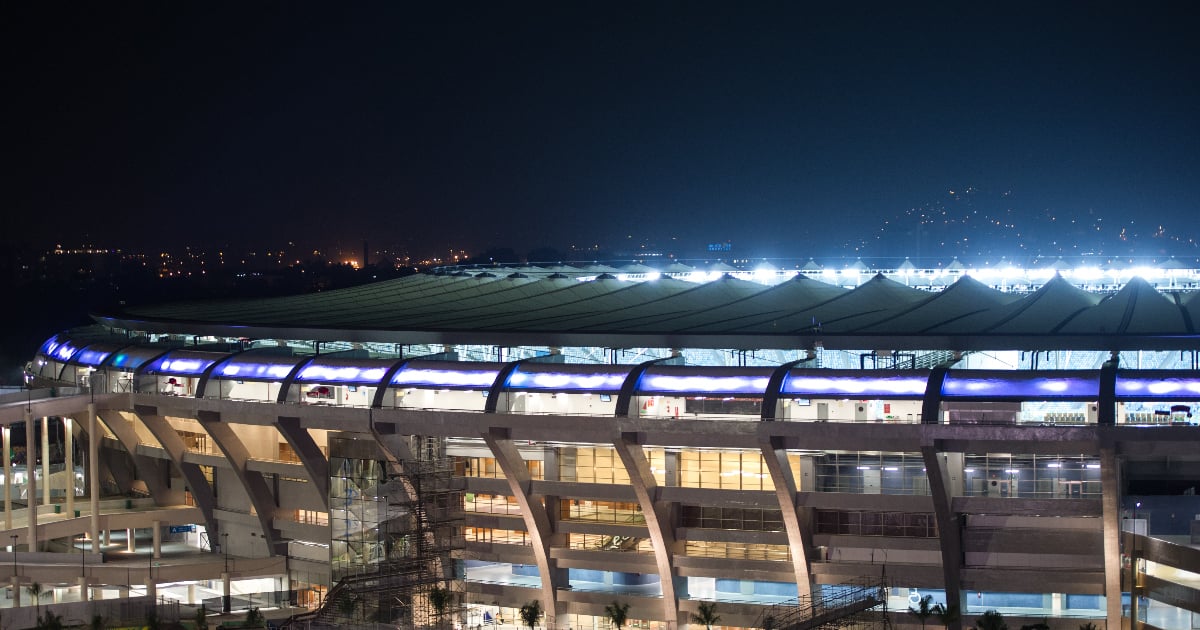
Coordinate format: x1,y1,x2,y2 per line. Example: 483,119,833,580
9,259,1200,630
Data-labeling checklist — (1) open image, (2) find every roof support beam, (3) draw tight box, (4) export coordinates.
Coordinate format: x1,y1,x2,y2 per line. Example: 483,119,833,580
758,433,813,600
481,427,564,628
275,416,329,510
119,406,218,535
196,410,285,556
921,438,964,630
613,431,682,628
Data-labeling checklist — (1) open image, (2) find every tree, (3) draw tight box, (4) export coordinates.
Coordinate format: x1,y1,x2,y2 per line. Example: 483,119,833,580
762,615,777,630
27,582,43,620
244,606,265,628
935,602,961,629
194,605,208,630
1078,624,1098,630
604,600,630,630
90,614,107,630
908,594,937,630
34,610,64,630
691,601,721,630
429,586,453,628
519,600,543,630
974,610,1007,630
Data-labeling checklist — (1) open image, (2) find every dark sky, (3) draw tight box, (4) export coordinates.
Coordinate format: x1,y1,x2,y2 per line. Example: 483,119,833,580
6,2,1200,258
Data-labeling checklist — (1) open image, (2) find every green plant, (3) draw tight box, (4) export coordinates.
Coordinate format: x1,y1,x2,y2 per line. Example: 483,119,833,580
429,586,453,628
936,602,961,629
1078,624,1098,630
604,600,630,630
34,610,64,630
90,614,106,630
244,606,265,628
691,601,721,630
1019,622,1050,630
336,595,358,619
194,605,207,630
519,600,543,630
975,610,1007,630
146,610,160,630
27,582,43,620
762,614,777,630
908,594,937,630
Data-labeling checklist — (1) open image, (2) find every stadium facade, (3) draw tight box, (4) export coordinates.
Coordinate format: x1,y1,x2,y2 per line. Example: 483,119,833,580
10,262,1200,629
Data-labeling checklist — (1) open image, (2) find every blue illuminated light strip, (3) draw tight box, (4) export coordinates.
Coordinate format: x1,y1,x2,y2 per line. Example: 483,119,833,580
506,369,628,391
217,360,298,380
782,375,927,397
297,364,389,384
392,368,500,389
52,341,82,362
639,374,771,395
38,335,63,357
942,374,1099,399
1116,376,1200,399
111,352,151,369
72,349,112,366
144,354,219,376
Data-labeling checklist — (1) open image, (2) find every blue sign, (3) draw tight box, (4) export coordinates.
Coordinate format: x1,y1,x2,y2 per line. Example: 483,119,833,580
169,525,196,534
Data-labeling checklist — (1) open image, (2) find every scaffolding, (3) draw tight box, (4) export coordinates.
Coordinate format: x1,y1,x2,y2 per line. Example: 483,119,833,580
286,435,463,629
757,577,891,630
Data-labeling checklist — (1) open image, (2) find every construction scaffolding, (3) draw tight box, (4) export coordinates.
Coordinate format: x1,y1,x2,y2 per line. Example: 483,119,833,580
757,577,891,630
287,434,463,629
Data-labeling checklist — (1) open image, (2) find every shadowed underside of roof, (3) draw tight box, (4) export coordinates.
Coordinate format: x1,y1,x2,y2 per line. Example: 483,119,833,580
101,272,1200,351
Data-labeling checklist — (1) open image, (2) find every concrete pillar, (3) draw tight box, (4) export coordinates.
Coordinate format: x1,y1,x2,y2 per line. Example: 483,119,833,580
222,571,232,613
3,426,11,530
187,583,196,605
127,528,135,553
152,520,161,559
103,528,110,546
1051,592,1063,615
1101,448,1123,628
88,404,100,553
146,577,156,601
65,417,74,516
26,411,37,552
41,416,50,508
10,576,19,606
78,576,89,602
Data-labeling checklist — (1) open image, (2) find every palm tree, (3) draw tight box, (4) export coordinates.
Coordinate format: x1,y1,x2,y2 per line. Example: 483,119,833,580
27,581,43,620
429,586,453,628
974,610,1007,630
90,614,106,630
604,600,630,630
34,610,64,630
908,594,937,630
935,602,961,629
194,605,207,630
244,606,265,628
519,600,542,630
1078,623,1098,630
691,601,721,630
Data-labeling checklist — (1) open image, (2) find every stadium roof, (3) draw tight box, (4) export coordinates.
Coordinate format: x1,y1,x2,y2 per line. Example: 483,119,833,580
95,269,1200,351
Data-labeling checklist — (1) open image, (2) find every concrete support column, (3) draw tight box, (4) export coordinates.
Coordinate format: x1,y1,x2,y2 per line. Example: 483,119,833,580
222,571,232,613
152,520,162,559
613,432,682,627
103,529,110,546
26,411,37,552
758,434,813,600
1051,593,1062,616
41,416,50,508
10,576,20,607
3,426,12,530
78,576,89,602
146,577,156,601
65,417,74,516
1100,448,1124,628
88,404,100,553
187,583,196,605
127,528,135,553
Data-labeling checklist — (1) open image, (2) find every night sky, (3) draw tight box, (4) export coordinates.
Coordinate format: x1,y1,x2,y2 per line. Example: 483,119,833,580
7,3,1200,259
